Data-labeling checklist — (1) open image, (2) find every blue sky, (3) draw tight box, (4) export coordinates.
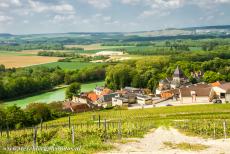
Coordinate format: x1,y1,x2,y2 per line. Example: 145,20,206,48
0,0,230,34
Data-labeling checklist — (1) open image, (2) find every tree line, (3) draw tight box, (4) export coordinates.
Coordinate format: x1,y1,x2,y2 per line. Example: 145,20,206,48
0,102,68,130
0,65,106,100
105,57,230,92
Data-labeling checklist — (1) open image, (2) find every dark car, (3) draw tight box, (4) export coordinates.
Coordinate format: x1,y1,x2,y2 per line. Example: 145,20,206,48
212,99,222,104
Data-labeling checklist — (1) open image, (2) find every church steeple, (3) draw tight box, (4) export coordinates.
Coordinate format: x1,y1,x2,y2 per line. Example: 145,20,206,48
174,66,184,78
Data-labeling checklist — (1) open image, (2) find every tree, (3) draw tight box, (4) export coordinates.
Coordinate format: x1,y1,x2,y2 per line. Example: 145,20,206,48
0,64,5,72
147,77,159,92
25,103,52,124
0,81,5,99
203,71,225,83
6,105,26,128
105,64,134,90
65,82,81,100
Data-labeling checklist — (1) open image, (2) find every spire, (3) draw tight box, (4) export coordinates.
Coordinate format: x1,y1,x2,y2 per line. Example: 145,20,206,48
174,66,184,78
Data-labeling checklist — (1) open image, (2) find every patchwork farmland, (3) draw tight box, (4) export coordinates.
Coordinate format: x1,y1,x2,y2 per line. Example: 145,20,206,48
0,55,61,68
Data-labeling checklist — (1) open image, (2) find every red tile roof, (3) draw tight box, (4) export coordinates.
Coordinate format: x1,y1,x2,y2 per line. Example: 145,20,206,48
100,88,113,96
211,81,226,87
87,92,99,102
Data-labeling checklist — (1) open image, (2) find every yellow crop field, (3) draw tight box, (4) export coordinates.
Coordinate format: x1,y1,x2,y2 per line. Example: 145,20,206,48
0,56,61,68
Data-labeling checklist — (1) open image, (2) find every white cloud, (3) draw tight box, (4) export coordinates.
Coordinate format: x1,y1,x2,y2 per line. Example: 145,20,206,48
0,0,21,8
103,16,111,21
121,0,140,5
0,15,13,22
87,0,111,9
51,14,75,23
149,0,184,9
139,0,184,18
28,0,75,14
23,20,29,24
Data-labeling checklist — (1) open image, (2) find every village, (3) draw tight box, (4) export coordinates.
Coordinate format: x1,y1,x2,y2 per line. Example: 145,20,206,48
63,66,230,112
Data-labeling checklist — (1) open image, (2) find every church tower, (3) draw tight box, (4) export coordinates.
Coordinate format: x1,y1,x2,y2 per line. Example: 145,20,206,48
171,66,185,88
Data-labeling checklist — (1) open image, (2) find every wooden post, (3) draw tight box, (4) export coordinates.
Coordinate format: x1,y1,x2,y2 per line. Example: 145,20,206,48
92,115,96,121
72,126,75,145
68,116,71,129
213,123,216,139
40,118,43,133
0,126,2,137
98,115,101,128
104,119,107,141
118,120,122,139
6,124,9,140
223,120,227,139
33,126,37,148
46,124,47,130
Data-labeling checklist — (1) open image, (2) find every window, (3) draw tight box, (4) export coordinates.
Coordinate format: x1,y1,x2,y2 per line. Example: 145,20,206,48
220,93,225,98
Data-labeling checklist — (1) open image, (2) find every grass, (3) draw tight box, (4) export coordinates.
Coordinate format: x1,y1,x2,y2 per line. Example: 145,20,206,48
163,142,209,151
1,104,230,153
35,61,105,70
113,139,139,144
31,58,106,70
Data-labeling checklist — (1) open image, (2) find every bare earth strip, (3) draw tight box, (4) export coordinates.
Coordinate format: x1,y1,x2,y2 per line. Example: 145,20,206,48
100,127,230,154
0,56,60,68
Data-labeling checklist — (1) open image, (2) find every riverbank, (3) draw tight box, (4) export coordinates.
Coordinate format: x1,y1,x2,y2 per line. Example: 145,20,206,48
1,81,105,108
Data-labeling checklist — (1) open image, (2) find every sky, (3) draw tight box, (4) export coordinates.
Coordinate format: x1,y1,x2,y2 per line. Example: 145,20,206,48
0,0,230,34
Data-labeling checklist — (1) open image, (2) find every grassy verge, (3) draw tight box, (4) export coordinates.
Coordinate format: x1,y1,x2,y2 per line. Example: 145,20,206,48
163,142,209,151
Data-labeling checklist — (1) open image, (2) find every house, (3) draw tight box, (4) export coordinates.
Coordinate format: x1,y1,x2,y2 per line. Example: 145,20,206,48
123,93,137,104
124,87,142,94
100,88,113,96
63,101,90,113
179,83,212,103
72,96,88,104
210,82,230,102
160,89,180,99
94,86,104,95
112,96,129,107
87,92,99,102
226,90,230,102
136,94,152,105
97,93,119,107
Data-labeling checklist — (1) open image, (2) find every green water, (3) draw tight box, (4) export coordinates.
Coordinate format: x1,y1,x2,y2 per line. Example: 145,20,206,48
2,81,104,108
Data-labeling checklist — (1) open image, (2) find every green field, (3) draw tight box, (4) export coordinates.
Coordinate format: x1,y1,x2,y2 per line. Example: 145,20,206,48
36,61,105,70
2,81,104,108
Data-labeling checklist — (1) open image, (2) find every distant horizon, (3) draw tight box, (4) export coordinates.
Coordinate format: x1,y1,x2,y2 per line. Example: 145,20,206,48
1,24,230,35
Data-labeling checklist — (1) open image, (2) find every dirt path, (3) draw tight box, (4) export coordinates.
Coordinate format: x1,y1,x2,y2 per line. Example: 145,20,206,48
100,127,230,154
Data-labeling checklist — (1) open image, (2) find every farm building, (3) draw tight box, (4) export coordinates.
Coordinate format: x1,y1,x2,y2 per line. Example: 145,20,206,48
95,51,124,56
136,94,153,105
112,96,129,107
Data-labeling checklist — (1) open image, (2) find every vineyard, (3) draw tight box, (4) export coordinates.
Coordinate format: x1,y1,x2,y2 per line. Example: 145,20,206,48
1,104,230,153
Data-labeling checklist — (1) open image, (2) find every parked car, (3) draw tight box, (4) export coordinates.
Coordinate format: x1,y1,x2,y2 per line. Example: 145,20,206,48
212,99,222,104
